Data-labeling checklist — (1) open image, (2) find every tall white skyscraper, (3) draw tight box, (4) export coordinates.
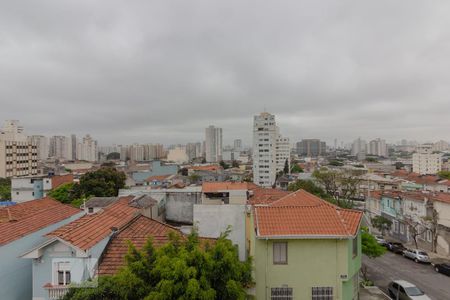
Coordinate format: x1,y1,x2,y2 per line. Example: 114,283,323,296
76,134,98,162
205,125,223,162
252,112,289,187
0,120,38,178
28,135,49,161
368,138,387,157
49,136,72,161
413,144,442,175
351,138,367,157
233,139,242,152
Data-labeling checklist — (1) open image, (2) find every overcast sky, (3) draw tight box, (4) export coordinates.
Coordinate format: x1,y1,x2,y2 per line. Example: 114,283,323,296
1,1,450,146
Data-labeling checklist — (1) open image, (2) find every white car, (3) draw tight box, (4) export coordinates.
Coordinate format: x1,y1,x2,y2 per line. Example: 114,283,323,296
403,249,431,263
375,235,386,245
388,280,431,300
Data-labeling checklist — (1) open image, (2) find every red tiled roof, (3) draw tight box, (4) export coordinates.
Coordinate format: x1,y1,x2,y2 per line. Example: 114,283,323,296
98,215,181,275
0,198,81,246
145,175,171,182
190,165,222,172
51,174,74,189
248,187,290,205
254,190,362,238
202,182,249,193
47,196,139,251
431,193,450,204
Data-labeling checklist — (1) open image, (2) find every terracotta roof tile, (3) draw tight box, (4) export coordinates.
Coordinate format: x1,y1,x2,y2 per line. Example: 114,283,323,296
202,182,249,193
190,165,222,172
248,187,290,205
0,198,81,246
98,215,180,275
145,175,171,182
254,190,362,238
47,196,139,251
51,174,74,189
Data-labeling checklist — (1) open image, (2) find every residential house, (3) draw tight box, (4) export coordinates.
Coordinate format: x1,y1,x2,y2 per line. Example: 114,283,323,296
11,174,74,203
131,161,178,186
251,190,363,300
0,198,82,300
21,196,156,300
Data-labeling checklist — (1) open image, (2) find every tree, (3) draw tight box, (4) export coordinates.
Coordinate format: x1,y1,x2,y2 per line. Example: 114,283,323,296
288,180,328,199
423,209,439,253
0,177,11,201
328,160,344,167
394,162,405,170
403,217,426,249
290,164,303,173
219,160,230,170
63,229,252,300
312,168,340,198
231,160,240,168
365,157,378,163
79,167,126,198
283,159,289,175
360,227,386,284
179,167,189,176
438,171,450,180
106,152,121,160
371,216,392,235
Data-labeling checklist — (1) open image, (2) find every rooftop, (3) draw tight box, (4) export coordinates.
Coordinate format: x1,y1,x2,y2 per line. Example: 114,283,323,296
47,196,140,251
0,198,81,246
254,190,363,238
98,215,180,275
202,182,250,193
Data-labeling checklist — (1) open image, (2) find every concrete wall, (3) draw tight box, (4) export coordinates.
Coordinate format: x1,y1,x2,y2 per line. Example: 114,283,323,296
194,204,246,261
0,212,83,300
166,192,201,224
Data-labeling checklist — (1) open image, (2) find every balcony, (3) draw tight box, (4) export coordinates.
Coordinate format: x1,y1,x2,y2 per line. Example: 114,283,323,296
44,284,70,300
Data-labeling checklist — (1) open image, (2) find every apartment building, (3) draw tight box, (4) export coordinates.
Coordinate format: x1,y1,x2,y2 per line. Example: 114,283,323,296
76,134,97,162
205,125,223,162
368,138,387,157
296,139,326,157
28,135,49,161
413,144,442,175
49,135,72,161
0,120,38,178
252,112,289,187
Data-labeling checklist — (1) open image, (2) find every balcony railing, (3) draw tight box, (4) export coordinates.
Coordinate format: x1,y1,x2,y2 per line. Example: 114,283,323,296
45,285,70,300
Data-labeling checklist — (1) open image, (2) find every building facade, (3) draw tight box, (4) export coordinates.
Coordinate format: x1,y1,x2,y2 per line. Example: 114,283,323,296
205,126,223,163
413,144,442,175
296,139,326,157
368,138,387,157
0,120,38,178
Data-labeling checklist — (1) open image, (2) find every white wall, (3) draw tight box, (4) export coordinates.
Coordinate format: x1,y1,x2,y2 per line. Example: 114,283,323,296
193,204,246,261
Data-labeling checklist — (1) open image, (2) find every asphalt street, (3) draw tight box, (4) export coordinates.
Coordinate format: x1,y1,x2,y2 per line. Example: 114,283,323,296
363,252,450,300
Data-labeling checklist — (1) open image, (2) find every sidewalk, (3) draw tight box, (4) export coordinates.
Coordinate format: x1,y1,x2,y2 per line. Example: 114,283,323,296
360,286,391,300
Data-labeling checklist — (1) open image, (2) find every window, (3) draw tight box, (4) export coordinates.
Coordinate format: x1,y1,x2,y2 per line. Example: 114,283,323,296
312,287,334,300
55,262,71,286
273,242,287,264
400,223,404,234
352,237,358,258
427,230,432,242
88,207,94,213
271,287,293,300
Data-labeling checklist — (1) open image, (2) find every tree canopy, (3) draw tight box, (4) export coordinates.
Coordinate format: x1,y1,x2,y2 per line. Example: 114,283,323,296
106,152,121,160
361,227,386,258
0,177,11,201
48,167,126,207
63,229,252,300
290,164,303,173
438,171,450,180
371,216,392,235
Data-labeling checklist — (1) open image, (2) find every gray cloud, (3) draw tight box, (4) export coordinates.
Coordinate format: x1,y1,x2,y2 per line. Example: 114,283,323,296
1,0,450,146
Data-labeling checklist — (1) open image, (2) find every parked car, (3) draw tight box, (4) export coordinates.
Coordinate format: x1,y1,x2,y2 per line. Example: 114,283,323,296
388,280,431,300
433,263,450,276
375,235,387,246
403,249,431,263
386,242,406,254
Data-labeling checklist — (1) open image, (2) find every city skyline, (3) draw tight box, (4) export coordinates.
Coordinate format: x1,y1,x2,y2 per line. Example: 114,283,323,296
2,1,450,145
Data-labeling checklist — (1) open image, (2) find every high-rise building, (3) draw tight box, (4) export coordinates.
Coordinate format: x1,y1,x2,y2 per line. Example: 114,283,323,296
205,126,223,162
276,134,290,173
0,120,38,178
49,136,72,161
76,134,97,162
296,139,326,157
144,144,165,160
186,142,201,161
413,144,442,175
233,139,242,152
351,138,367,158
252,112,289,187
433,140,450,152
129,144,145,161
368,138,387,157
71,134,77,160
28,135,49,161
